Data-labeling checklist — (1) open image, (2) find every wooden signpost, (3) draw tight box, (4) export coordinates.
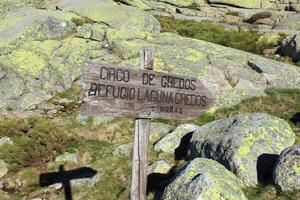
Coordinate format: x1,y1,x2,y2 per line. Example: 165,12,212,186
82,49,214,200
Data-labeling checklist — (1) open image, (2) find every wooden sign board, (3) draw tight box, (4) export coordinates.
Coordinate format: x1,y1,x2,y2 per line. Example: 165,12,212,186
82,61,214,120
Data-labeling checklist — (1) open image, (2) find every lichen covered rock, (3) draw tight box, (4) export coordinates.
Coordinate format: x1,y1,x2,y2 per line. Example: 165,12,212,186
148,160,171,175
53,0,161,33
273,145,300,192
187,113,295,186
161,158,247,200
154,124,199,154
149,122,174,143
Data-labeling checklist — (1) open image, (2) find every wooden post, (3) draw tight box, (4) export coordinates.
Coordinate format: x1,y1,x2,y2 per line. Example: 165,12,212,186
131,49,153,200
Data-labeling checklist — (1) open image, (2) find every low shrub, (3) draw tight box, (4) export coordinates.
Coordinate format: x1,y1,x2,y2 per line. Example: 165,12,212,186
0,117,80,171
247,11,272,24
226,11,241,17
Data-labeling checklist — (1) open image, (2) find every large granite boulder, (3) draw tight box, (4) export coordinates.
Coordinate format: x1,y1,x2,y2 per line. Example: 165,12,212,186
273,145,300,192
161,158,247,200
279,33,300,62
52,0,161,33
187,113,295,186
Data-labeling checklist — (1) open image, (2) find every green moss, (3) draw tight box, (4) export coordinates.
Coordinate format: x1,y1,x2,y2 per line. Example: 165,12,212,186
292,163,300,175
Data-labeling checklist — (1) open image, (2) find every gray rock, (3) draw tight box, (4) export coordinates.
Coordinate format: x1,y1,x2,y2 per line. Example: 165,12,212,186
161,158,247,200
149,122,174,143
71,173,100,188
112,142,133,156
279,33,300,62
147,160,171,175
0,159,8,179
53,0,161,33
154,124,199,154
273,145,300,192
187,113,295,186
55,152,78,163
274,14,300,31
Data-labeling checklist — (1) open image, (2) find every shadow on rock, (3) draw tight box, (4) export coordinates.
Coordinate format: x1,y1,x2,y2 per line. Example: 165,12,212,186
257,153,279,184
40,165,97,200
174,131,193,160
290,112,300,125
147,167,178,200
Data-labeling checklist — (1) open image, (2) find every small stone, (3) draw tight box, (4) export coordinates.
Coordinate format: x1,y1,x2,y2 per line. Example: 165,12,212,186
0,160,8,179
112,142,133,156
55,152,78,163
0,137,13,146
147,160,171,175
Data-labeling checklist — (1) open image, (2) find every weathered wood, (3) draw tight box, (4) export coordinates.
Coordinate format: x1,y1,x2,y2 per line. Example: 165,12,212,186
82,60,214,120
131,49,153,200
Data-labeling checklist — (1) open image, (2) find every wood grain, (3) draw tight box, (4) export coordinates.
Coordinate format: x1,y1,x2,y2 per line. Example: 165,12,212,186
81,59,214,120
131,49,152,200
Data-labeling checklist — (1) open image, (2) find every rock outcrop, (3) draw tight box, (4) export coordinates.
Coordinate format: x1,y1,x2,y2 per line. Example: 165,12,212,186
186,113,295,186
0,0,299,118
161,158,247,200
273,145,300,192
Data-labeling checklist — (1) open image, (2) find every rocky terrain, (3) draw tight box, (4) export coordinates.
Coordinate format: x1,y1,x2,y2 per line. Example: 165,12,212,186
0,0,300,200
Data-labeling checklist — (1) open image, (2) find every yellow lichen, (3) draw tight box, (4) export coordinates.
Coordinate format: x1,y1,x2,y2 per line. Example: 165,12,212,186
9,49,47,76
292,163,300,175
185,48,205,62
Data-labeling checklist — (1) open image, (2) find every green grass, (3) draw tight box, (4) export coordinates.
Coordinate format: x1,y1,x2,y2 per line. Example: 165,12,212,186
244,184,300,200
157,16,281,55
